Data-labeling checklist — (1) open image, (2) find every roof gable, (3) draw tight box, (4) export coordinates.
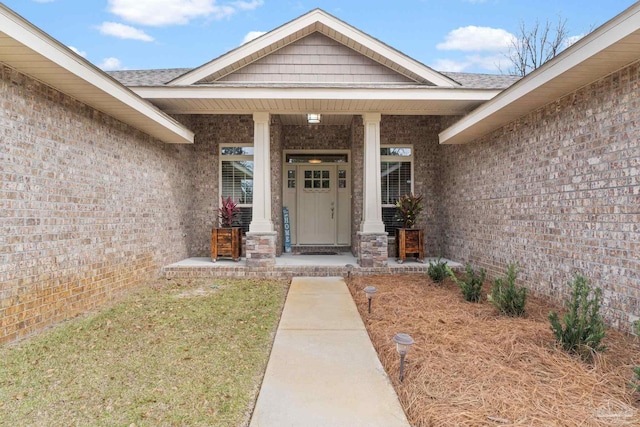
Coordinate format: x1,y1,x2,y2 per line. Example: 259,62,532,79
210,32,416,84
169,9,458,87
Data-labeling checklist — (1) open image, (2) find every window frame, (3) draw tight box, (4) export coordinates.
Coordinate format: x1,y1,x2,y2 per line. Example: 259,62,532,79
219,143,254,208
380,144,414,207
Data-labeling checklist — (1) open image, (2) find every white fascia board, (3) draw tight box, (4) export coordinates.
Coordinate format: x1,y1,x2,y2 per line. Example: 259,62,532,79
169,9,459,88
439,2,640,145
133,86,498,101
0,5,193,144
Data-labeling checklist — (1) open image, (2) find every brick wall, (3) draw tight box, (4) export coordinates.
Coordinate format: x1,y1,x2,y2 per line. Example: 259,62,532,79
0,65,193,343
183,114,254,256
439,63,640,330
380,115,444,256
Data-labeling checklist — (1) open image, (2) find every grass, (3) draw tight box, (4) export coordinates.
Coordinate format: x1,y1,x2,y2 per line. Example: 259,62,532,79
0,278,287,427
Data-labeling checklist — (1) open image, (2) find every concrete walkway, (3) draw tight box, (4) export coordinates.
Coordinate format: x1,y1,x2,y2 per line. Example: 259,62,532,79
249,277,410,427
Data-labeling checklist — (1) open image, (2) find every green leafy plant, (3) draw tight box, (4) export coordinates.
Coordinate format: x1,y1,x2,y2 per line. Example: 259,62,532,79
395,193,423,229
427,258,449,283
631,366,640,392
488,263,527,316
549,274,606,362
446,263,486,303
218,196,240,227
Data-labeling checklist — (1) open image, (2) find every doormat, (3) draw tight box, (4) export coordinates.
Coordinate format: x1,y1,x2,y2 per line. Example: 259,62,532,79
296,251,339,255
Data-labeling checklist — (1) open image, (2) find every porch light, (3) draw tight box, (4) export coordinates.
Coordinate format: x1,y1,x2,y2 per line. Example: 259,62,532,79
363,286,377,313
392,333,414,382
307,113,321,124
308,159,322,164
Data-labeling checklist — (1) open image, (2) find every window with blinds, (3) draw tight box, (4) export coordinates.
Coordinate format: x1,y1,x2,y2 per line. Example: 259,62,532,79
220,145,253,233
380,146,413,233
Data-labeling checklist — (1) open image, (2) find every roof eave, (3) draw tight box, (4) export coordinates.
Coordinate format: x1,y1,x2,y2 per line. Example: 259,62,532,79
439,2,640,145
0,4,194,144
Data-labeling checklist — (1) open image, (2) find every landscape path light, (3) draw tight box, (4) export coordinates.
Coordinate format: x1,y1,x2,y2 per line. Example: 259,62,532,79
392,333,414,382
363,286,377,314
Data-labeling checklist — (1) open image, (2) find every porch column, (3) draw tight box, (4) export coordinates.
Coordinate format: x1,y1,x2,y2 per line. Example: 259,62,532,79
246,112,276,267
361,113,385,233
357,112,388,267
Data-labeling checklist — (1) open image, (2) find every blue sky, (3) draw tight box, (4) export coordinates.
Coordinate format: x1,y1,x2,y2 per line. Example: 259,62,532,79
3,0,636,73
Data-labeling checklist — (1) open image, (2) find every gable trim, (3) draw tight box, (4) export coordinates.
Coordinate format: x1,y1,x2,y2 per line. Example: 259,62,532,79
168,9,459,88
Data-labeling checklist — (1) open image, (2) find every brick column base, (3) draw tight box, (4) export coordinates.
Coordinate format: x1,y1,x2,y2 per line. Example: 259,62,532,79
246,232,277,267
357,232,388,267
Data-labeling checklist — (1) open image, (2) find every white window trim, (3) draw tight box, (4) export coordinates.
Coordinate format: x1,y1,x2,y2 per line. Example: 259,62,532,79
219,143,254,208
380,144,414,207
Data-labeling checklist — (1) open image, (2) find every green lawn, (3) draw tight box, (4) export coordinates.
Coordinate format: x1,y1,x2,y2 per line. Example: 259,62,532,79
0,278,287,426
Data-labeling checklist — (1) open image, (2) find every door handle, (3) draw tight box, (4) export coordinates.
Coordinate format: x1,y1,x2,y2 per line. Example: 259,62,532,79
331,207,334,219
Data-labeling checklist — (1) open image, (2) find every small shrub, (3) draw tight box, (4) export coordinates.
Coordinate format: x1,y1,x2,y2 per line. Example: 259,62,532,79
631,367,640,392
427,258,449,283
446,263,486,302
487,263,527,316
549,274,606,362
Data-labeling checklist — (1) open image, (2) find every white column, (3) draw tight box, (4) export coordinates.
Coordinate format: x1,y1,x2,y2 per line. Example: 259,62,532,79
360,113,385,233
249,112,274,232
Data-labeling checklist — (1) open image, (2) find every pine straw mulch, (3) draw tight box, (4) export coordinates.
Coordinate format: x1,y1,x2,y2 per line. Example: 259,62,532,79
347,274,640,427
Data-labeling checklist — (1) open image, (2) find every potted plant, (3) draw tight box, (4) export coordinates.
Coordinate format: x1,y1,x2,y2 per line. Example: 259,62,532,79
211,196,242,262
395,193,424,263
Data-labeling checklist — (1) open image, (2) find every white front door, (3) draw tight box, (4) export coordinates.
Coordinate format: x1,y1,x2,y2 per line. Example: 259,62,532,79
297,165,336,244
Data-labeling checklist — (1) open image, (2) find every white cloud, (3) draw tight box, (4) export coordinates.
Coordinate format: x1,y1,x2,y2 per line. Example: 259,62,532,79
437,26,515,52
432,58,470,73
233,0,264,11
107,0,262,27
97,22,154,42
241,30,266,45
99,57,124,70
433,54,508,73
68,46,87,58
563,34,584,49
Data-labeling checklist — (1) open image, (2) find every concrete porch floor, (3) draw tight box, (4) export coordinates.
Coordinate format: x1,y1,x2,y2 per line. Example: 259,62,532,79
162,254,462,279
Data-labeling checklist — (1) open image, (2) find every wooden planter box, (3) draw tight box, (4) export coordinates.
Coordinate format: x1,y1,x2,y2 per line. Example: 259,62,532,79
211,227,242,262
395,228,424,264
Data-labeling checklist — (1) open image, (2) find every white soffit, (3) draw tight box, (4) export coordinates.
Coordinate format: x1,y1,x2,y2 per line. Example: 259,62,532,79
439,2,640,145
0,5,193,144
168,9,459,88
132,86,500,115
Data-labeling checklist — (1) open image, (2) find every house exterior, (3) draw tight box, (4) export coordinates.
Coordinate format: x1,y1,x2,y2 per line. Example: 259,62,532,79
1,4,638,342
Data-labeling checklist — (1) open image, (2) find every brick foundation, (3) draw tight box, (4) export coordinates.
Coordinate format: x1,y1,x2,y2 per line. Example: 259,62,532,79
245,232,277,267
357,232,388,267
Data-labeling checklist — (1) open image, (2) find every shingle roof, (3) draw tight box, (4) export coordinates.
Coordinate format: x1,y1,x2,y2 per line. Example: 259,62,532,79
107,67,520,90
107,68,192,86
440,72,521,89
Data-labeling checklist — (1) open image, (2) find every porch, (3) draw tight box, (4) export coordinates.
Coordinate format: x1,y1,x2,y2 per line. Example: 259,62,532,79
162,254,462,280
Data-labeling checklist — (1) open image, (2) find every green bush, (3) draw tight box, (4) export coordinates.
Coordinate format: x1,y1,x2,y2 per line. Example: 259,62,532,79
427,258,449,283
487,263,527,316
446,263,486,302
549,274,606,362
631,367,640,392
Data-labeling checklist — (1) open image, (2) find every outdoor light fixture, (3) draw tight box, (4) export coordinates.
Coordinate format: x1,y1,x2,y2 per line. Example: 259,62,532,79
392,333,414,382
307,113,321,124
363,286,377,314
308,159,322,164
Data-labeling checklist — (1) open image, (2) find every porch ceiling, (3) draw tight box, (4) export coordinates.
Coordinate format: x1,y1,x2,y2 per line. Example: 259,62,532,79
132,86,500,116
